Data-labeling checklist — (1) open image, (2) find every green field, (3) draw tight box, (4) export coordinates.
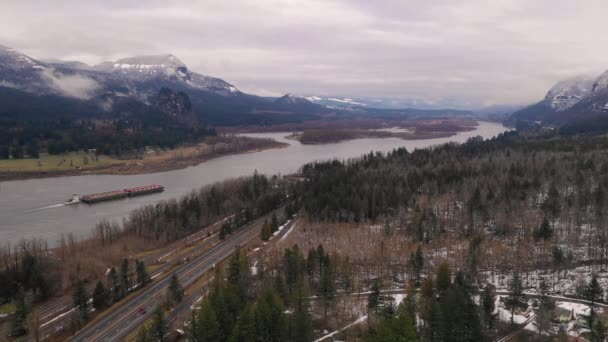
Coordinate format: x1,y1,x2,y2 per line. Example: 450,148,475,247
0,152,122,173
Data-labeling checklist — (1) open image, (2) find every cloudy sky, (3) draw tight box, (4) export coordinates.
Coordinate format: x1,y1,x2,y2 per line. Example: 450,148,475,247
2,0,608,108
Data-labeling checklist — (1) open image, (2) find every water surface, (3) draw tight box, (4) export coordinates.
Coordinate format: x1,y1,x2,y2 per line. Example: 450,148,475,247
0,121,508,246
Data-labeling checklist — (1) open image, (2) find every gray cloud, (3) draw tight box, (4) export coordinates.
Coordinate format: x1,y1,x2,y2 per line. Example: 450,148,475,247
2,0,608,107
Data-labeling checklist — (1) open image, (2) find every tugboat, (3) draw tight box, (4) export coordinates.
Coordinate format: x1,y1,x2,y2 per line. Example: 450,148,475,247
64,194,80,205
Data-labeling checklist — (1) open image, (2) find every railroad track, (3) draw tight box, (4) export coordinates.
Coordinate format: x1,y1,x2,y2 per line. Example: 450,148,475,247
71,204,286,341
14,214,229,341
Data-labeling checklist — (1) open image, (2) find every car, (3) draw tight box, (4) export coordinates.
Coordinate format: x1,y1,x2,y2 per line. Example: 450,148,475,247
138,307,146,315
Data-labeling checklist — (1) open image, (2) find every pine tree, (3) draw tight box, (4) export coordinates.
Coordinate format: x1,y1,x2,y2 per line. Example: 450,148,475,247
368,279,382,316
255,287,287,342
73,279,89,321
229,304,255,342
534,280,555,340
136,259,150,287
151,307,167,342
409,245,424,286
168,273,184,304
436,263,451,296
135,325,152,342
481,284,497,332
11,287,29,337
535,216,553,240
119,258,131,297
584,274,603,307
261,220,272,241
92,280,109,310
319,262,335,321
108,267,121,302
504,272,528,324
291,281,313,342
270,212,279,232
191,301,221,342
591,319,606,342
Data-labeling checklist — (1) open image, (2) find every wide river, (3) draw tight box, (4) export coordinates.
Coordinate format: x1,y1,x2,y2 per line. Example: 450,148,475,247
0,121,508,246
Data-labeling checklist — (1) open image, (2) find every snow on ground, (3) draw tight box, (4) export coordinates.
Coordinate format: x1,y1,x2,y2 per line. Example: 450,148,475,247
314,315,368,342
556,301,597,316
272,219,291,238
483,265,608,296
393,294,405,306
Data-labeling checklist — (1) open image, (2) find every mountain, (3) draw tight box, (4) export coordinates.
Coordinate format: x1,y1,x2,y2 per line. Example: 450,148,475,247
510,73,608,125
0,45,331,126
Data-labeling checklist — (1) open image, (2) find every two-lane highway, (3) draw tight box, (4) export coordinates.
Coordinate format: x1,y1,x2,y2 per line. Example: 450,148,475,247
71,204,286,341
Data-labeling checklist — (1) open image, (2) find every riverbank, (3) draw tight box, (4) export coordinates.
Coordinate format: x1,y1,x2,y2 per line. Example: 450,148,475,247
0,135,287,181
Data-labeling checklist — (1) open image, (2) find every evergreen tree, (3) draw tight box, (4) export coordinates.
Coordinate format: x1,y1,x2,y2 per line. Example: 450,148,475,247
535,216,553,240
340,256,354,293
136,259,150,287
190,301,221,342
504,272,528,324
261,220,272,241
151,306,168,342
410,245,424,286
584,273,603,306
135,325,152,342
11,287,29,337
168,273,184,304
73,279,89,321
481,284,497,332
436,263,451,296
368,279,382,315
92,280,109,310
319,262,335,321
108,267,121,302
229,304,255,342
290,281,313,342
255,287,287,342
119,258,131,297
591,319,606,342
270,212,279,232
534,280,555,340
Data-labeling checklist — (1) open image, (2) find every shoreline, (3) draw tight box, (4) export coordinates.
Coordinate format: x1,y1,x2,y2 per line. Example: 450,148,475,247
0,140,288,182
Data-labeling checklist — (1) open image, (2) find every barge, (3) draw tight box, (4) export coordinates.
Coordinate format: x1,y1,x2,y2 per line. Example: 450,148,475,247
80,184,164,204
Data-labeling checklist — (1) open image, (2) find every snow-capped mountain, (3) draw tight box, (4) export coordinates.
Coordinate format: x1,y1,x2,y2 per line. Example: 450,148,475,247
511,71,608,124
0,45,331,125
305,96,368,108
0,44,49,92
544,76,594,111
0,46,241,100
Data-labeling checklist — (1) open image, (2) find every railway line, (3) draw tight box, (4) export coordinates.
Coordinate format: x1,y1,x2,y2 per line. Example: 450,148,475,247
71,204,286,341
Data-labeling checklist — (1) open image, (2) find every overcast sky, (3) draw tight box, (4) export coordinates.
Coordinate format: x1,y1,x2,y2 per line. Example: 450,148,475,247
2,0,608,108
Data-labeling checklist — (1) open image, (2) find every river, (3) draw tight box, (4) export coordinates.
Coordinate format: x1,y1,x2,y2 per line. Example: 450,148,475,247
0,121,508,247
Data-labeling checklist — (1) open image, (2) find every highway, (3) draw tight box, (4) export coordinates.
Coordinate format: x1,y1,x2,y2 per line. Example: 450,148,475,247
70,205,286,341
7,215,227,341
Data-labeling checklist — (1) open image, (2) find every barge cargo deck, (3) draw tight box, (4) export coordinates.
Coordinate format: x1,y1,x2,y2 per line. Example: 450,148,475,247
80,184,164,204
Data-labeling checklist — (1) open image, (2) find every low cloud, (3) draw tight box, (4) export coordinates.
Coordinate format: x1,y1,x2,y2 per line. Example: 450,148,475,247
41,69,100,100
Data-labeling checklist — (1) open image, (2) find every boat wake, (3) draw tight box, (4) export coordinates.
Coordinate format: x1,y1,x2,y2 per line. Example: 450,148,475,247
32,203,66,211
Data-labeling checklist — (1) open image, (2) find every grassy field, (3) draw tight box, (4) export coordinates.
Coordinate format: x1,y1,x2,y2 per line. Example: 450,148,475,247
0,136,284,178
0,151,122,173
